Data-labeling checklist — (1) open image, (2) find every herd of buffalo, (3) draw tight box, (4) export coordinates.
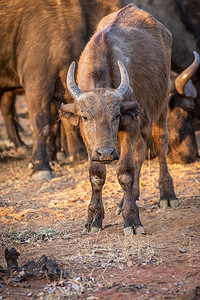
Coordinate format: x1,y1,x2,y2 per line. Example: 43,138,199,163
0,0,200,235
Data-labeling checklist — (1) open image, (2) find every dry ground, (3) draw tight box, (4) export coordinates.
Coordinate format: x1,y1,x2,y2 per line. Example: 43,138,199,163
0,98,200,299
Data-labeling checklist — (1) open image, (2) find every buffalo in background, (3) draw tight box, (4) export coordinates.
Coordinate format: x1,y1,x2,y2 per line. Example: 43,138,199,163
148,52,200,163
168,52,200,163
0,0,88,180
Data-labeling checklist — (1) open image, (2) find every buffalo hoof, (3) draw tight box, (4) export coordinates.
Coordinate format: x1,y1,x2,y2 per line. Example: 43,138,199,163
116,206,122,215
169,199,179,208
83,225,102,234
32,170,56,181
124,227,134,236
56,151,66,161
159,200,169,209
82,227,88,234
134,226,145,235
16,145,27,153
91,226,102,233
83,223,91,234
124,226,145,236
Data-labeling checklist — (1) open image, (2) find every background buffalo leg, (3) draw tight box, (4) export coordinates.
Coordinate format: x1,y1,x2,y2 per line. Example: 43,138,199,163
152,104,179,208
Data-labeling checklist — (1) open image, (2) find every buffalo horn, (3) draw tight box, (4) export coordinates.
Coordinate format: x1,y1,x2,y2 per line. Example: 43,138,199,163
115,61,130,100
67,61,81,100
175,51,200,95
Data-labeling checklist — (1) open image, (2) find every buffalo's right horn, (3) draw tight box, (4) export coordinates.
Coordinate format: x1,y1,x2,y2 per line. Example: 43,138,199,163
175,51,200,96
67,61,81,100
115,61,130,100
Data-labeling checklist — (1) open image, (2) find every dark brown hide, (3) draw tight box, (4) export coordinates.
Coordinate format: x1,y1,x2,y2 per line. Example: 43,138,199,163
168,106,198,163
63,4,178,235
132,0,200,124
167,67,199,163
0,0,87,179
148,52,200,164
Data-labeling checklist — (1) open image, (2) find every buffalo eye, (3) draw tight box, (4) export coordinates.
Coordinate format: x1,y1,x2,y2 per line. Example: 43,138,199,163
113,114,121,122
81,116,88,122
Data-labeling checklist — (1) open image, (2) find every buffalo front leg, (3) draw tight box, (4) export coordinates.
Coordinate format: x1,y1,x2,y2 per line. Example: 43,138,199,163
116,131,145,235
115,132,147,215
133,132,147,201
25,87,55,180
152,106,179,208
83,162,106,234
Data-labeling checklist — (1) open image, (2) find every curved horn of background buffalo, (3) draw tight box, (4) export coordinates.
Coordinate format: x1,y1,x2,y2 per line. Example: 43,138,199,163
175,51,200,96
115,61,130,100
67,61,81,101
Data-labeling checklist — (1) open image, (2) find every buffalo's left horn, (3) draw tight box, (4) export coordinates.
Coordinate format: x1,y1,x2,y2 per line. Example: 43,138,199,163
175,51,200,95
67,61,81,100
115,61,130,100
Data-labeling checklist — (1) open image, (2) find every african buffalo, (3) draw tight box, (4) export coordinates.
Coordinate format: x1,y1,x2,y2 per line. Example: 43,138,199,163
168,51,200,163
62,4,178,235
148,51,200,163
0,0,87,179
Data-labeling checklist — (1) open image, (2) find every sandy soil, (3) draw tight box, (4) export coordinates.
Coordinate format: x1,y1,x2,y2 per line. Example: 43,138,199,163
0,98,200,299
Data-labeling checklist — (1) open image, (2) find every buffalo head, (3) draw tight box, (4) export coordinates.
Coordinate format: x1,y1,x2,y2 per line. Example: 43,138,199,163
62,61,141,163
169,51,200,112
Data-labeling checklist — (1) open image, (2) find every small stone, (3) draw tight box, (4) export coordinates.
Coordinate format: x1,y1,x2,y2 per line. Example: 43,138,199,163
37,292,44,297
27,292,32,297
76,276,82,281
179,248,187,253
28,162,33,169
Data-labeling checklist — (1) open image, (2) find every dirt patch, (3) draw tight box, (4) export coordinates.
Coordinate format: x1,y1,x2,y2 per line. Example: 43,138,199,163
0,102,200,299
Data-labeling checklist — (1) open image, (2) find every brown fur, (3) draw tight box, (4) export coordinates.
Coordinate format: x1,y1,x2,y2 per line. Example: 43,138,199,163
63,4,178,234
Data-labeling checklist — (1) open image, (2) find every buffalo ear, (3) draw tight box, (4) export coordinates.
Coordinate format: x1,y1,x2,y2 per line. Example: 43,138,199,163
120,101,141,125
183,79,197,98
61,103,79,126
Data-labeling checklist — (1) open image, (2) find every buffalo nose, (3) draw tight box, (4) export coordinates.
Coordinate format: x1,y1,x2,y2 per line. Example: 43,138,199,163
96,147,119,161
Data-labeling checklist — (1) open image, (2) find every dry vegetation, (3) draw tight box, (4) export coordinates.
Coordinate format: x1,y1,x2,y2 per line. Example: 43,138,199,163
0,98,200,299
